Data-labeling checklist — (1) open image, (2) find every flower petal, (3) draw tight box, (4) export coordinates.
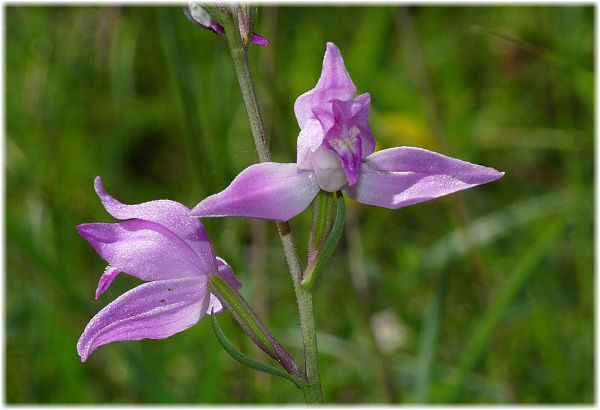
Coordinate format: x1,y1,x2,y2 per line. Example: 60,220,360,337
323,100,363,185
309,145,348,192
206,257,242,315
77,277,209,361
184,3,225,34
216,257,241,290
95,266,121,300
297,118,325,169
206,294,223,315
367,147,505,181
348,93,375,157
191,163,320,222
93,177,216,272
344,147,504,209
294,42,357,129
77,219,208,282
250,33,269,46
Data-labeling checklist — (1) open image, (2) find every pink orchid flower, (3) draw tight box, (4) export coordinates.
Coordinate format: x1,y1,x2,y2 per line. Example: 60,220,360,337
191,42,503,222
76,177,240,361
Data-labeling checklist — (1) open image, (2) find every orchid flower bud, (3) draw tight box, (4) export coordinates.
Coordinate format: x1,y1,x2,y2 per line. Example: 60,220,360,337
183,2,269,47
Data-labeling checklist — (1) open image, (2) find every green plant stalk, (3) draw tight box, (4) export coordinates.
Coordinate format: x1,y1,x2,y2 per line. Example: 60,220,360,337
217,9,271,163
220,13,324,404
275,223,324,404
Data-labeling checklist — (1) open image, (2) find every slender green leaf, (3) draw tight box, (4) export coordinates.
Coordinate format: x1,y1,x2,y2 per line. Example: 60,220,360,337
308,190,336,256
211,313,307,389
208,275,303,377
301,191,346,289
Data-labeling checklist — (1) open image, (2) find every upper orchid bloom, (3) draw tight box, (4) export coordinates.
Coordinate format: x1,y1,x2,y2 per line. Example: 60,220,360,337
76,177,241,362
191,42,504,222
183,3,269,47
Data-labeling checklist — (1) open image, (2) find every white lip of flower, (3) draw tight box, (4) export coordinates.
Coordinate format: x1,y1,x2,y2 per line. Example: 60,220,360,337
309,146,347,192
308,128,358,193
309,125,361,192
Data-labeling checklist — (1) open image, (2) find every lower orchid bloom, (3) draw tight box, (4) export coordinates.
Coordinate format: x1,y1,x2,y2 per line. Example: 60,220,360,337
190,42,504,222
76,177,241,362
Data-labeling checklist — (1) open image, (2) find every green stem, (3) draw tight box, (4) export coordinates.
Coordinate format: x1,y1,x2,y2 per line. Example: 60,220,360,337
277,223,324,404
221,11,271,163
220,12,324,404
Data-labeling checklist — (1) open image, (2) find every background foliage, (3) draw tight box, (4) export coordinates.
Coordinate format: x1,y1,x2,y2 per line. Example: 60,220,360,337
6,5,593,404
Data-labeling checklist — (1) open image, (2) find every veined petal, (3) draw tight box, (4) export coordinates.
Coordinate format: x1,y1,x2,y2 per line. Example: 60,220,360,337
344,147,504,209
77,219,209,282
320,95,373,186
367,147,505,181
191,163,320,222
294,42,357,129
324,100,363,185
348,93,375,157
93,177,217,273
95,266,121,299
324,132,361,186
77,277,209,361
207,257,241,315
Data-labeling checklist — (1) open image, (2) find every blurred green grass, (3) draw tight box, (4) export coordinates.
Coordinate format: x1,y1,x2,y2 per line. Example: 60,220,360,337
5,5,593,404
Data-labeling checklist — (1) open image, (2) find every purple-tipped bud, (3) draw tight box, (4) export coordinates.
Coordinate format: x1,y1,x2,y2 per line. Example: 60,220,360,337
183,3,225,34
183,2,269,47
250,33,269,46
